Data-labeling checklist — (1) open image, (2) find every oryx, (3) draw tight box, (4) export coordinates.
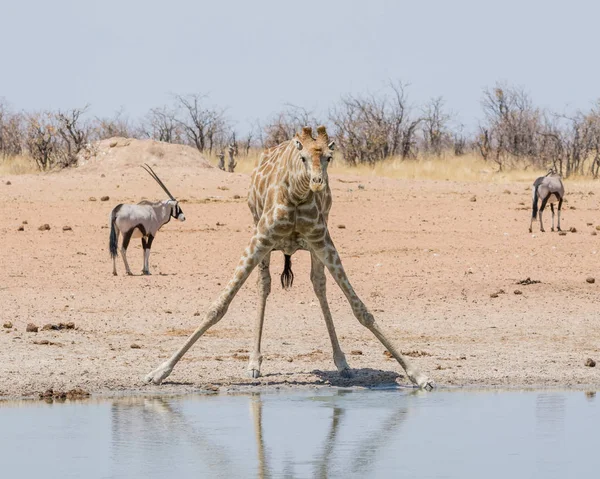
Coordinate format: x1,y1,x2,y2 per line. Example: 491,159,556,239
529,169,564,233
109,164,185,275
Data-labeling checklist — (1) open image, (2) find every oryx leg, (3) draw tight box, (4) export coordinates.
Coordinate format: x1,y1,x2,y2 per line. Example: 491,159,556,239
539,196,550,232
307,232,433,389
112,230,120,276
141,234,154,275
247,253,271,378
550,203,555,232
557,196,563,231
121,229,134,275
310,251,351,377
145,234,274,385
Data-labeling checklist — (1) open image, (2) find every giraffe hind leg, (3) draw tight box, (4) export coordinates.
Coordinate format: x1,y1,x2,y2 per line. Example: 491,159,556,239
247,254,271,378
308,232,433,389
310,252,351,377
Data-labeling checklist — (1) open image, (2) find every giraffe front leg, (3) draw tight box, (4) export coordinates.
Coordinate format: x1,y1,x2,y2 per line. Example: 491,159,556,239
144,234,274,385
310,252,351,377
308,232,434,390
247,254,271,378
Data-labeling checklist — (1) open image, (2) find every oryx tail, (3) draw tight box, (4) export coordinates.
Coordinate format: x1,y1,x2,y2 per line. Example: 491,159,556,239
531,184,539,220
109,205,122,258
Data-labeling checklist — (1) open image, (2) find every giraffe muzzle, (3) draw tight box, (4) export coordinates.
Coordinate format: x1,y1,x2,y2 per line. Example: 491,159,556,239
310,176,325,192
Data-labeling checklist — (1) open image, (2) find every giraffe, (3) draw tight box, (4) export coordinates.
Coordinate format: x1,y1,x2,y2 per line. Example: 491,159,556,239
144,126,434,389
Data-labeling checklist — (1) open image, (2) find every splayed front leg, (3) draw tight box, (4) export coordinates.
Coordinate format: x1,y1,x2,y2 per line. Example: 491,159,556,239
308,232,434,390
144,233,274,386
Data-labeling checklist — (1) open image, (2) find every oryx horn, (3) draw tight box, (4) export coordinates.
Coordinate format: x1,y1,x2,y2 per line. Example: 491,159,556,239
141,164,176,200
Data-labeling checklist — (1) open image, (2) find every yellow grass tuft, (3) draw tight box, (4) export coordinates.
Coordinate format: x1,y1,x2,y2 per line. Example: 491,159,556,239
0,154,38,175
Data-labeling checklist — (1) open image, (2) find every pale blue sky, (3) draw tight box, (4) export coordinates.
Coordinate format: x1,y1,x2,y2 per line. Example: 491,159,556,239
1,0,598,133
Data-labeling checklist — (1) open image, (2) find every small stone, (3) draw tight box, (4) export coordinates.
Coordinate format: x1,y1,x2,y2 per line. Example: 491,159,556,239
586,277,595,284
26,323,38,333
286,357,293,362
383,350,393,358
66,322,75,329
22,220,28,224
62,226,72,231
100,196,110,201
592,231,598,236
587,223,593,226
337,224,346,229
89,197,97,202
596,226,600,231
585,358,596,367
358,184,365,190
3,322,12,329
130,343,141,349
490,293,499,298
233,194,241,199
350,350,363,355
17,225,24,231
6,181,12,185
101,174,106,178
38,224,50,231
33,339,50,345
503,189,511,194
558,231,567,236
514,290,523,295
470,196,477,202
569,227,577,233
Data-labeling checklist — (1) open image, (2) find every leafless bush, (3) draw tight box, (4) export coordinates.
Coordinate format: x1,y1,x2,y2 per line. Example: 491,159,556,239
141,105,182,143
55,107,91,167
421,97,452,156
329,81,420,164
478,84,541,170
0,101,24,157
174,93,228,154
93,108,136,140
24,112,57,170
262,105,319,148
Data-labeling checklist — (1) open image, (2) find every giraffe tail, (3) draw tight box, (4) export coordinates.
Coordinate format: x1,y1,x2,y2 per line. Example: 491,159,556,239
281,254,294,289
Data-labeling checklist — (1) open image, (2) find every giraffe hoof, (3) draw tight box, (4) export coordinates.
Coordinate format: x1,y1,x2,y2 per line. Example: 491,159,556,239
113,272,117,276
409,372,435,390
126,271,133,276
144,363,173,385
339,368,353,379
540,229,545,233
551,228,555,232
528,228,532,233
142,270,151,275
248,369,261,379
557,227,562,232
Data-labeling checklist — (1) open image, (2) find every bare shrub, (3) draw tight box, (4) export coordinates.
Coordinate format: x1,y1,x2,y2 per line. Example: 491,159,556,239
329,81,420,164
262,105,319,148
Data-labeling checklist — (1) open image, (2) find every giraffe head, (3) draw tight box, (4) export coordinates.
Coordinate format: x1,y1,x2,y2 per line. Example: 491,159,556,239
293,126,335,192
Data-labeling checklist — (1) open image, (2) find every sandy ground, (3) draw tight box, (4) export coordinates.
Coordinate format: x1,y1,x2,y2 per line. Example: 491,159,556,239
1,139,599,400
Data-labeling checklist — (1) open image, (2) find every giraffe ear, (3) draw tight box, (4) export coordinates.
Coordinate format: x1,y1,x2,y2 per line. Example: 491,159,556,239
328,141,335,151
293,139,303,151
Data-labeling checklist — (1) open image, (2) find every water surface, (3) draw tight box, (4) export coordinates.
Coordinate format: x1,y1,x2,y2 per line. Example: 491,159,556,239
0,388,598,478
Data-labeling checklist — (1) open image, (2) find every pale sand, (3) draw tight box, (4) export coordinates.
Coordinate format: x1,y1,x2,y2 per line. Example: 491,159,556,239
1,139,599,399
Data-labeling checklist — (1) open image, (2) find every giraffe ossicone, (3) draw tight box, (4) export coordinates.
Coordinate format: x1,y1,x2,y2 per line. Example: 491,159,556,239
144,126,434,390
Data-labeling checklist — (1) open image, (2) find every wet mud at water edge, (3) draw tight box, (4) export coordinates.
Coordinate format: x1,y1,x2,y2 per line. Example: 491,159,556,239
1,388,599,478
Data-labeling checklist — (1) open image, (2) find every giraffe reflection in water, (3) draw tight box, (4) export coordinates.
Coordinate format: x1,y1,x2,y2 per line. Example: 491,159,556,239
109,390,412,478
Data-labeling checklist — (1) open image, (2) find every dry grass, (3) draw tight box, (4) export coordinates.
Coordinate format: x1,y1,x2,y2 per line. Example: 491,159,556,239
206,149,552,183
0,155,38,175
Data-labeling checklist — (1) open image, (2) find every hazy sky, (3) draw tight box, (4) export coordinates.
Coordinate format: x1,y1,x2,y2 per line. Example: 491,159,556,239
2,0,598,133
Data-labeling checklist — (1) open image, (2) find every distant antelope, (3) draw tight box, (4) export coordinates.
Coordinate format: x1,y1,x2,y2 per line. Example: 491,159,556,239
109,164,185,275
529,169,564,233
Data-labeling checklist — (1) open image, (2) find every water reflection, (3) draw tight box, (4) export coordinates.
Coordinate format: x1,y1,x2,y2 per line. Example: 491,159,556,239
109,390,411,478
1,389,599,478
